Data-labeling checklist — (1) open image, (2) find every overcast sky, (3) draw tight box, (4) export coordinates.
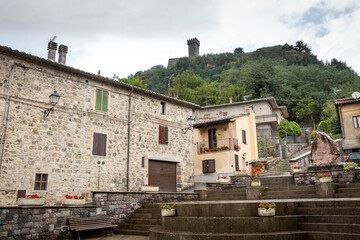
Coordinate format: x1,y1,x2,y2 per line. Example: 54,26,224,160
0,0,359,78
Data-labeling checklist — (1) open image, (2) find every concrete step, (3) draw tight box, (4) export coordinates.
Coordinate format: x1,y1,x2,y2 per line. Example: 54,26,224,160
308,231,360,240
118,223,157,231
335,183,360,188
262,190,316,196
126,218,162,225
135,208,161,214
335,187,360,193
261,194,317,200
131,213,161,219
303,215,360,224
298,200,360,208
296,207,360,215
335,193,360,198
266,185,315,191
299,222,360,233
114,228,149,236
205,195,247,201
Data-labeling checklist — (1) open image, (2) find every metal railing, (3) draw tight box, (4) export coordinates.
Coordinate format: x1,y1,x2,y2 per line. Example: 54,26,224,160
196,138,239,154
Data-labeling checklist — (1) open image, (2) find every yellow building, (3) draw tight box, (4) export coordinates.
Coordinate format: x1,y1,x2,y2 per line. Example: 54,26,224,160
335,97,360,154
193,108,258,182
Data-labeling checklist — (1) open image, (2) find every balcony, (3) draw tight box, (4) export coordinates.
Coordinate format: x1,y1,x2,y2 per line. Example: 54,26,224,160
196,138,239,154
255,114,280,129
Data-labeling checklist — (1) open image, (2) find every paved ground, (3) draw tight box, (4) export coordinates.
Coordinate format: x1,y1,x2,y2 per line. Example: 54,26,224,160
89,235,149,240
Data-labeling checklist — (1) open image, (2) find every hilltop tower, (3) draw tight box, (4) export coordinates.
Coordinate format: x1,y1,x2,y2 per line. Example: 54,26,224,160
187,38,200,58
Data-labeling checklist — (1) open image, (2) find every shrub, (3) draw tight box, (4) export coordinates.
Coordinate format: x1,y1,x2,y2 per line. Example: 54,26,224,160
310,130,315,141
290,121,302,136
278,119,291,138
318,121,329,133
344,162,358,172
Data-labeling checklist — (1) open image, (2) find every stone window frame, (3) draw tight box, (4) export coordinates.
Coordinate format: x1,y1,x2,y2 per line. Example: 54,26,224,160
352,115,360,129
160,101,166,115
33,173,49,191
95,88,109,113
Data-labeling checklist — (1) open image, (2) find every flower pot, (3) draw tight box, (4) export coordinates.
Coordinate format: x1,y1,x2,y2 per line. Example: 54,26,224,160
62,199,85,206
217,178,230,184
141,186,159,192
258,208,276,217
293,168,302,173
161,209,176,217
251,181,261,187
234,171,247,176
319,177,332,183
18,198,45,206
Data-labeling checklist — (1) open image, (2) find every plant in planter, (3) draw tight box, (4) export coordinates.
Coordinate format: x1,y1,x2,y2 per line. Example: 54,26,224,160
204,147,210,152
251,179,261,187
258,202,276,217
255,162,265,169
18,194,45,206
293,166,302,173
234,144,240,151
317,173,332,183
220,145,229,150
252,166,262,176
141,184,159,192
160,203,176,217
217,176,230,183
62,194,85,205
234,170,247,176
344,162,358,172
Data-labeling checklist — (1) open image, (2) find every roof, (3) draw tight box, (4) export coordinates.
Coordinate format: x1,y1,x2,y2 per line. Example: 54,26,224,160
334,97,360,105
0,44,199,109
200,97,289,118
193,113,249,128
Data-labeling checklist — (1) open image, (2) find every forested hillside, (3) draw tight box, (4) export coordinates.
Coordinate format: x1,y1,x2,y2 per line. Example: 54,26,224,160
114,41,360,129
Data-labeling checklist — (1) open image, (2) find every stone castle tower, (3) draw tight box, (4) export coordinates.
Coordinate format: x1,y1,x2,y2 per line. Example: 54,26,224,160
187,38,200,58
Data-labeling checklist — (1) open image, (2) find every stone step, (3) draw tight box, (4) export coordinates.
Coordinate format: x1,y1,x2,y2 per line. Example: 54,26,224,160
135,208,161,214
303,215,360,224
205,195,247,201
335,193,360,198
296,207,360,215
298,200,360,208
266,185,315,191
149,227,308,240
118,223,157,231
335,187,360,193
261,194,317,200
131,213,162,219
335,183,360,188
307,231,360,240
262,190,316,196
126,218,162,225
299,222,360,233
114,228,150,236
206,192,246,197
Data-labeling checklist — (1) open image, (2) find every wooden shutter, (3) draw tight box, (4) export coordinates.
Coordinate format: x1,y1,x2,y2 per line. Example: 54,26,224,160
242,130,247,144
102,91,108,112
208,129,217,148
235,154,239,171
208,159,215,173
159,126,168,144
93,133,107,156
96,89,102,111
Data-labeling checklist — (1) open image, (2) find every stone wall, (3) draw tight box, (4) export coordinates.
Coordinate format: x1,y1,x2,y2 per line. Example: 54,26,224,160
0,189,16,206
289,151,311,173
0,52,195,205
206,176,251,190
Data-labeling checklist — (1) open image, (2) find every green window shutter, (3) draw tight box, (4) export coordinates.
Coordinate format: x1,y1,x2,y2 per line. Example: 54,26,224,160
96,89,102,111
102,91,108,112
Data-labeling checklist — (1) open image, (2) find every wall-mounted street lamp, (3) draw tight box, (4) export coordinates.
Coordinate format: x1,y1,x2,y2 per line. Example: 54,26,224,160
181,116,195,134
44,91,61,120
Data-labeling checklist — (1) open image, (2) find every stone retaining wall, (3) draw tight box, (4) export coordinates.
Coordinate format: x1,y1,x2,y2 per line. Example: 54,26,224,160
206,176,251,190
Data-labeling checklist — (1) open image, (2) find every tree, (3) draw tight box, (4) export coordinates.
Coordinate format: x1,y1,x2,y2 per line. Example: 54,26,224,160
113,75,147,89
234,47,244,54
290,121,302,136
294,40,312,54
294,97,323,129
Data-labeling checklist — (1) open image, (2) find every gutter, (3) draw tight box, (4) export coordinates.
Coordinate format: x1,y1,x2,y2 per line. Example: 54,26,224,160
126,86,134,191
0,63,27,171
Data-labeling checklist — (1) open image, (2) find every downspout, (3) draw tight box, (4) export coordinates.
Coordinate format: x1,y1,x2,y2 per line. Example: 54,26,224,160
0,63,26,171
339,104,345,139
126,86,134,192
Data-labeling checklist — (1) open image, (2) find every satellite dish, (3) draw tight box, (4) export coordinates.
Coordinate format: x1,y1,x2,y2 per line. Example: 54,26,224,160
352,92,360,99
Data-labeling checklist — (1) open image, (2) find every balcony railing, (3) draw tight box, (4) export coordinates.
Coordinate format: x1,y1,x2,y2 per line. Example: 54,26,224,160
255,114,278,124
196,138,239,154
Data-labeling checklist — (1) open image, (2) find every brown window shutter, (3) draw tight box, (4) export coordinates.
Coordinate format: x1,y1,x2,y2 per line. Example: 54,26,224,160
209,159,215,173
159,125,163,144
93,133,100,155
93,133,107,156
159,125,168,144
164,126,168,144
100,134,107,156
202,160,207,173
242,130,246,144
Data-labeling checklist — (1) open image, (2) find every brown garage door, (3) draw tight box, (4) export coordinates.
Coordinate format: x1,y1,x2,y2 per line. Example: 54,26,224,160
149,160,177,192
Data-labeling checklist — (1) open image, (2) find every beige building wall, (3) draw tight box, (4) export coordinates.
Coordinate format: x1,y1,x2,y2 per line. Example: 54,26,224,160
0,51,195,205
339,103,360,151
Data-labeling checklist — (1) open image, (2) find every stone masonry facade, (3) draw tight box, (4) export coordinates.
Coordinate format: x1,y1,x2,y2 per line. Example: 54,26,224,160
0,46,198,206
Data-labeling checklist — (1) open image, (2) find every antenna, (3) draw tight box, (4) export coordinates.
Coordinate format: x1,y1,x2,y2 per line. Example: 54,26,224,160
50,36,57,42
352,92,360,99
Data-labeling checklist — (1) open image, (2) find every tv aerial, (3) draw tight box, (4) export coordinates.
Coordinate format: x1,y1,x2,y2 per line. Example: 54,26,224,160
49,36,57,42
352,92,360,99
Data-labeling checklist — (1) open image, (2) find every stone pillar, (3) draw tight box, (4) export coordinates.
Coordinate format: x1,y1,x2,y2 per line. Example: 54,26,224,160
315,182,335,198
47,41,58,61
58,44,68,64
246,187,263,200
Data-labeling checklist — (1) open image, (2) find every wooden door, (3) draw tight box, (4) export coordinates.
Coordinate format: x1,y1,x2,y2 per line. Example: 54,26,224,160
149,160,177,192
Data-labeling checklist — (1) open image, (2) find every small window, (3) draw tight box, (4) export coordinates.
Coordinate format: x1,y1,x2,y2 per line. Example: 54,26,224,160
242,130,247,144
95,89,108,112
160,102,166,115
159,125,169,144
34,174,48,190
202,159,215,173
353,116,360,128
93,133,107,156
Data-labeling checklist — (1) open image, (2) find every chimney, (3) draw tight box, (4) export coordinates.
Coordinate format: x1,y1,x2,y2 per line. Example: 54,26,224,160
58,44,68,64
229,97,233,103
187,38,200,58
47,41,58,61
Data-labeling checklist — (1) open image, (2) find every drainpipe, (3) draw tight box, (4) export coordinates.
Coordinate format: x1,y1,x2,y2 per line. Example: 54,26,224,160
339,104,345,139
126,86,134,191
0,63,27,171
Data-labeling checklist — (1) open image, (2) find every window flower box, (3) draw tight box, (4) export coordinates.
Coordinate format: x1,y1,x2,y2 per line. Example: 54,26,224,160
318,173,332,183
217,176,230,184
234,170,248,176
258,202,276,217
141,185,159,192
62,195,85,206
293,166,302,173
251,180,261,187
160,204,176,217
18,194,45,206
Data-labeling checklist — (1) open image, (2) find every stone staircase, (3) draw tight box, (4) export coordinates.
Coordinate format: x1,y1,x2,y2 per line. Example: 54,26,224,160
203,189,247,201
334,183,360,198
115,204,161,236
259,159,291,176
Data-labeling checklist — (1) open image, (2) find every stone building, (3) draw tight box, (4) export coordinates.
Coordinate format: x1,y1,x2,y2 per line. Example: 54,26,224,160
168,37,200,66
196,97,288,138
0,42,198,206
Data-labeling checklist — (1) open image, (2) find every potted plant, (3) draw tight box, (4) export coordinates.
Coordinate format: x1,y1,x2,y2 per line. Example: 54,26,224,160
293,166,302,173
62,195,85,205
234,144,240,151
234,170,248,176
217,176,230,184
344,162,358,172
141,184,159,192
258,202,276,217
318,173,332,183
160,203,176,217
17,194,45,206
220,145,229,150
251,179,261,187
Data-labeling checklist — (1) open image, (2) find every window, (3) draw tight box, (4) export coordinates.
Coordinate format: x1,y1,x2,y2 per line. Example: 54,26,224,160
242,130,247,144
34,174,48,190
202,159,215,173
159,125,169,144
208,129,217,148
95,89,108,112
93,133,107,156
160,102,166,115
353,116,360,128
